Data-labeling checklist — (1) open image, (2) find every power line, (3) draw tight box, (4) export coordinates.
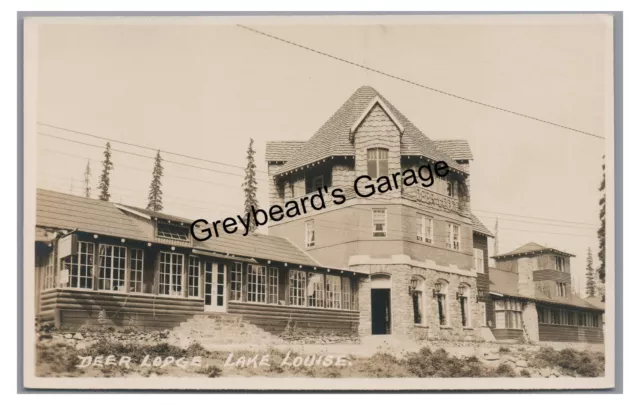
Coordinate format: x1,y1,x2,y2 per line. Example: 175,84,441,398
38,122,270,174
39,132,255,179
473,208,598,227
474,213,597,230
237,24,604,140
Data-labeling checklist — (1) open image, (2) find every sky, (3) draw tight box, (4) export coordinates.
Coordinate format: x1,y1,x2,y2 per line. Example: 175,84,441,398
33,16,611,297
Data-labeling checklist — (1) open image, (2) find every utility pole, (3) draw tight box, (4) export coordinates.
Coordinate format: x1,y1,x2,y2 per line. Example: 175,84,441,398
84,160,92,198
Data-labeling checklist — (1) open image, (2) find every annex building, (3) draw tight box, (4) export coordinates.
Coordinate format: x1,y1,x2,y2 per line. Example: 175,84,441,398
34,86,604,344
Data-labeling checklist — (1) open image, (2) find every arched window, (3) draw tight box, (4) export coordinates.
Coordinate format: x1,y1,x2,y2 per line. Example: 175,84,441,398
367,148,389,178
457,284,471,327
434,279,449,326
410,276,425,325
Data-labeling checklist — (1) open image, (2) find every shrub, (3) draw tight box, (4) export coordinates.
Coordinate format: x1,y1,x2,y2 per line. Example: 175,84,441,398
498,346,511,354
532,347,604,377
197,365,222,378
520,369,531,378
494,363,517,377
405,347,487,378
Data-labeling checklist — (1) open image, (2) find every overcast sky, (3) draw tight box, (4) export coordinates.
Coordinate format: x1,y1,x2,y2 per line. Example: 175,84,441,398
34,16,611,297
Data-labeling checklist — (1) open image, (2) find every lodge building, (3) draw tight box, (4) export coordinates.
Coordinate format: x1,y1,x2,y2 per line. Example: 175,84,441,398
34,86,604,343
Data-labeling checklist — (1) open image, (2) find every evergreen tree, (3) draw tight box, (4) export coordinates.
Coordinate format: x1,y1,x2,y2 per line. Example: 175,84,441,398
242,138,259,233
98,142,114,201
597,157,606,299
83,160,91,198
147,150,164,212
585,247,596,298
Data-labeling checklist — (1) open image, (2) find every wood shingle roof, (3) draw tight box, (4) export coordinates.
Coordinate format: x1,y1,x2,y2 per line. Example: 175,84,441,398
493,242,575,260
272,86,468,176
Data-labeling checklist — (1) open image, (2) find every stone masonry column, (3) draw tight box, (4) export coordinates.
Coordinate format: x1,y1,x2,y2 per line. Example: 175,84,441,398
357,276,372,336
522,303,539,342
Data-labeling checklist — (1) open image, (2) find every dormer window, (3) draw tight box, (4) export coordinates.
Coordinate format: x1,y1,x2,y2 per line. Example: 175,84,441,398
156,222,190,241
367,148,388,178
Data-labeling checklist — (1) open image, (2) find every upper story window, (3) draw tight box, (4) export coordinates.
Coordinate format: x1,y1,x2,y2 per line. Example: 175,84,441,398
367,148,389,178
312,175,324,191
555,256,567,272
556,282,568,297
447,179,457,198
305,220,315,248
157,222,190,241
372,209,387,237
416,214,433,244
473,248,485,273
447,223,461,250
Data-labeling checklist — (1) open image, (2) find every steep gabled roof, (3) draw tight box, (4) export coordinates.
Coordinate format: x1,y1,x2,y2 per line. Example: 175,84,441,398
273,86,467,176
433,140,473,161
492,242,575,260
471,213,493,237
265,141,307,162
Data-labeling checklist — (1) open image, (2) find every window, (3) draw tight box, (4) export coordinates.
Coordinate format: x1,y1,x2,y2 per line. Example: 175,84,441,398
159,252,183,296
447,179,457,198
268,267,279,304
312,175,324,191
289,270,307,306
98,244,126,291
436,280,449,326
64,241,94,289
156,222,190,241
556,282,568,297
247,265,267,303
342,278,354,310
474,248,485,273
305,221,315,248
230,262,243,301
555,256,566,272
307,273,324,308
372,209,387,237
495,299,523,329
416,214,433,244
367,148,388,178
459,285,471,327
412,277,425,325
130,248,144,293
188,256,200,298
447,223,460,250
41,252,55,290
325,275,342,309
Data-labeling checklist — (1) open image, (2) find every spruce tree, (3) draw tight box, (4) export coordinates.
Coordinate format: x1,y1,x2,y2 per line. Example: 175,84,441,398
147,150,164,212
242,138,259,233
585,247,596,298
597,157,606,299
98,142,114,201
83,160,91,198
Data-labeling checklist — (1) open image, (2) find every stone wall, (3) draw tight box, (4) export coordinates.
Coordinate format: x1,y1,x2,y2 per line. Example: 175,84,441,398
517,257,536,297
522,302,540,342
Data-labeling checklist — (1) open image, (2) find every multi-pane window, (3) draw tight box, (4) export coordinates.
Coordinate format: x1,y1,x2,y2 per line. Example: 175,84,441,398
156,223,190,241
446,179,457,198
230,262,243,301
325,275,342,309
555,257,566,272
474,248,485,273
159,252,183,296
268,267,279,304
539,307,600,328
342,278,354,310
556,282,568,297
495,299,523,329
416,214,433,244
130,248,144,293
64,241,94,289
372,209,387,237
305,221,315,248
447,223,460,250
307,273,325,308
247,265,267,303
41,252,55,290
188,256,200,298
98,244,126,291
289,270,307,306
367,148,388,178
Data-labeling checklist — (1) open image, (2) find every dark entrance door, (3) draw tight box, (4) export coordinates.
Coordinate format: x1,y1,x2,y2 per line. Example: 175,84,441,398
371,288,391,335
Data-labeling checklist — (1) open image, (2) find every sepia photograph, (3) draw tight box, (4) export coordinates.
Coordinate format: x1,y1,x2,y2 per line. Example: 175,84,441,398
20,13,617,391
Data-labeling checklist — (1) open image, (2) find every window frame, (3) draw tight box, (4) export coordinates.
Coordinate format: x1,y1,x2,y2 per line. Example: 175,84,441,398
305,220,316,248
447,223,461,250
288,269,307,307
130,248,144,293
416,213,433,244
230,262,243,301
436,280,449,327
366,148,389,178
494,299,523,329
158,251,184,296
63,241,95,290
372,208,387,238
187,256,200,298
98,244,127,292
473,248,485,273
156,222,190,241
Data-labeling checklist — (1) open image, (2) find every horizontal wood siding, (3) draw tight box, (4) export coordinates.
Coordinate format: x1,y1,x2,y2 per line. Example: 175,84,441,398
40,289,204,330
538,324,604,343
491,329,524,341
532,270,571,283
228,302,359,335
